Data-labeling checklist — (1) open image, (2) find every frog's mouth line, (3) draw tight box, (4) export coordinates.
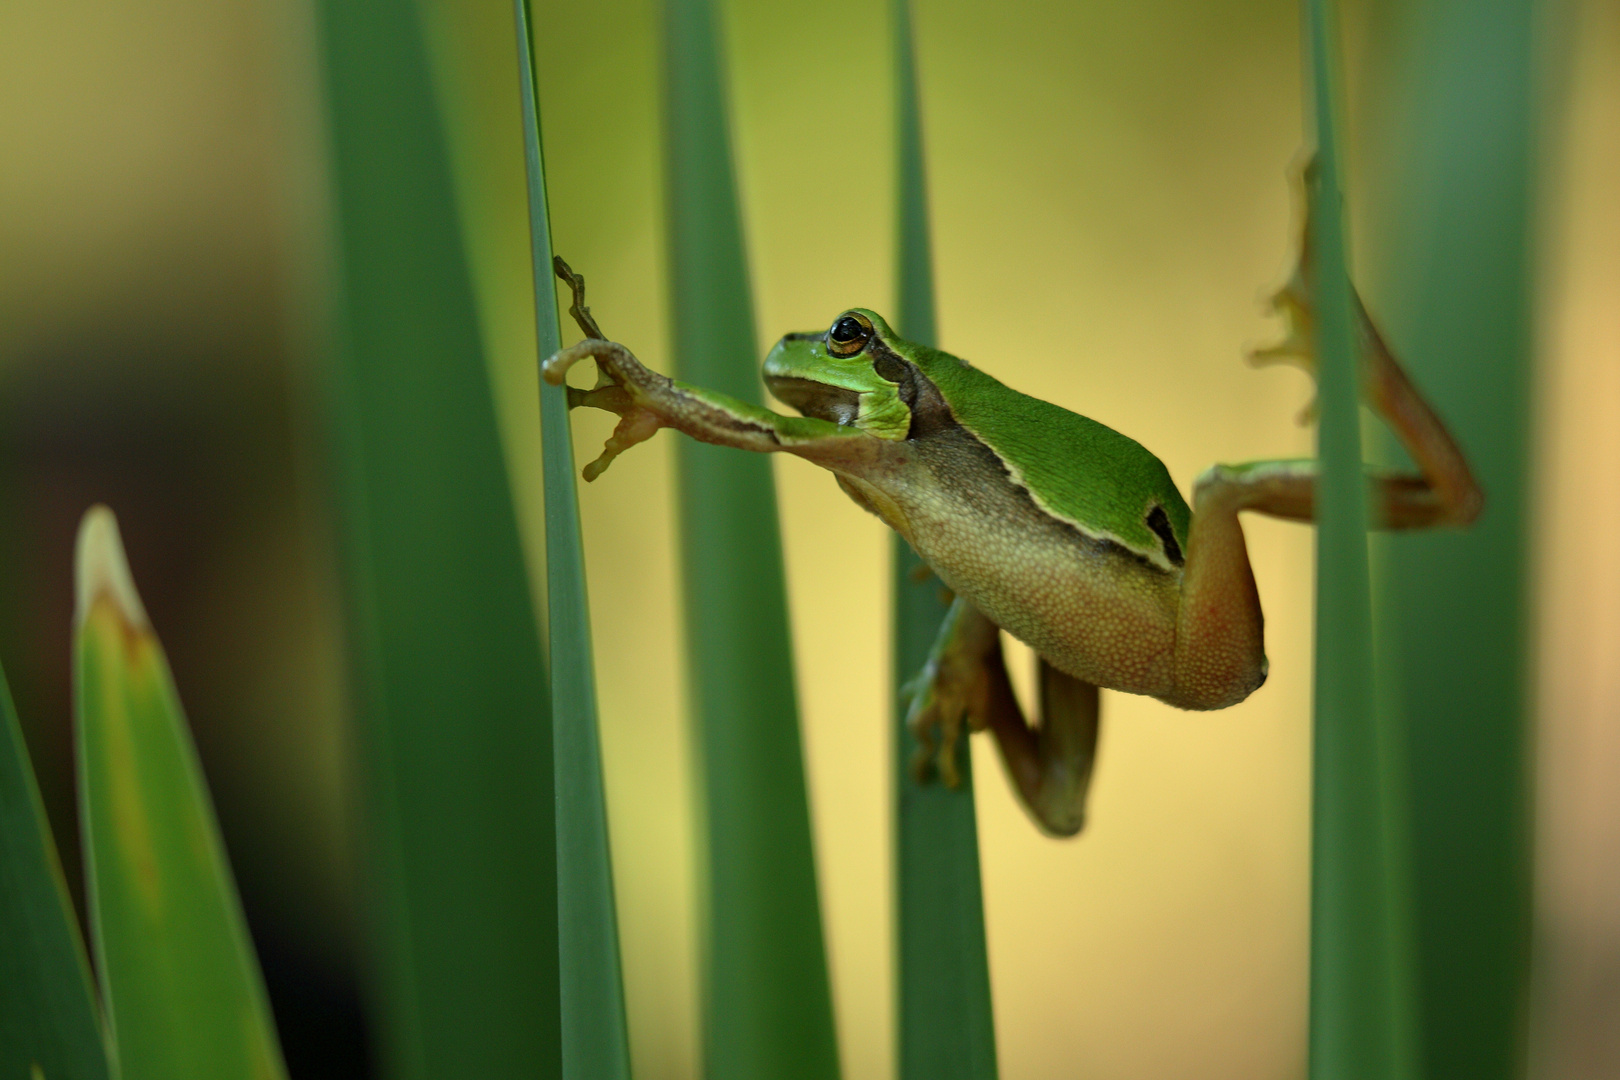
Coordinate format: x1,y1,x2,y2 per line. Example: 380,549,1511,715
765,375,861,426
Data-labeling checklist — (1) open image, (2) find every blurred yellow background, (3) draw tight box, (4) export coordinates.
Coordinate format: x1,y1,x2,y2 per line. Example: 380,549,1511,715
0,0,1614,1078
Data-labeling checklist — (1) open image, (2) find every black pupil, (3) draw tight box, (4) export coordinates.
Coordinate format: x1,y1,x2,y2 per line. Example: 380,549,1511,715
830,315,865,344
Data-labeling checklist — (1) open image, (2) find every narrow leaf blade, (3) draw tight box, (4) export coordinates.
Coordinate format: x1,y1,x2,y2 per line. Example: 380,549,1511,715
73,506,287,1080
663,0,841,1075
312,0,561,1073
1304,3,1416,1079
0,660,110,1080
513,2,632,1076
890,2,997,1077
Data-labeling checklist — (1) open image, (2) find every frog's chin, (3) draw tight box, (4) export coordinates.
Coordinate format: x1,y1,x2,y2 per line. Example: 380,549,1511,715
764,374,860,426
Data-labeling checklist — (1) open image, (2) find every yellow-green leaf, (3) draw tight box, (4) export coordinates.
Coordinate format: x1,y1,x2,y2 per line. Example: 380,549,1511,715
73,506,288,1080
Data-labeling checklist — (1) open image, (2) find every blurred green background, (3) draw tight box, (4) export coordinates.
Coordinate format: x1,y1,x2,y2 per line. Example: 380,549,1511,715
1,0,1614,1078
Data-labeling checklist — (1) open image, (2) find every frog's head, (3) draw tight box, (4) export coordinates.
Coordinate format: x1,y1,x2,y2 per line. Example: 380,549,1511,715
763,308,916,440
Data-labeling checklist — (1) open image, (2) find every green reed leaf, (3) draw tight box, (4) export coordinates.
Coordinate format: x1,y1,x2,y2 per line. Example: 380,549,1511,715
313,0,559,1074
663,0,840,1075
0,658,109,1080
1303,3,1417,1079
73,507,287,1080
514,2,632,1077
890,2,998,1077
1364,2,1536,1076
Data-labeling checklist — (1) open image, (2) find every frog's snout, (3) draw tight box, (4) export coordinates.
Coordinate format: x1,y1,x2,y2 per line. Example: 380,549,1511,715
761,337,791,382
762,331,823,380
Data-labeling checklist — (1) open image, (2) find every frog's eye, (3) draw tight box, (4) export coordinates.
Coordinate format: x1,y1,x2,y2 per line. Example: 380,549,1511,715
826,311,874,357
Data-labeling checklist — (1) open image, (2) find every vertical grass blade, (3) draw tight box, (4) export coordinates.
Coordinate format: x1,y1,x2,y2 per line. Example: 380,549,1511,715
72,507,288,1080
1367,3,1536,1076
663,1,840,1076
1,661,109,1080
890,2,998,1078
514,3,632,1077
1303,3,1416,1079
313,0,559,1074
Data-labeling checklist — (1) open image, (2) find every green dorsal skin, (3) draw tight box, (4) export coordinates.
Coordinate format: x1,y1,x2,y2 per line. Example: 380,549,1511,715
902,335,1192,564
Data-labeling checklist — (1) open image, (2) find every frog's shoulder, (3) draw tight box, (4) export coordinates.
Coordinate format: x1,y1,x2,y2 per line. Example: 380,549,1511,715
910,343,1191,569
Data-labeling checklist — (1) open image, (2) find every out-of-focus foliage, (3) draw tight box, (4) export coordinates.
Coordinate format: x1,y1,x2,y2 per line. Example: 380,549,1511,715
1360,3,1538,1077
313,0,559,1076
75,507,287,1080
0,663,108,1080
663,0,842,1076
889,1,997,1078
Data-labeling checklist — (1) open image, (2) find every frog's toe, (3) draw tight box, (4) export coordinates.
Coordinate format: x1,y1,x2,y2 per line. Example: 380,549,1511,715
1250,279,1320,386
581,406,663,481
1249,334,1315,371
905,676,958,787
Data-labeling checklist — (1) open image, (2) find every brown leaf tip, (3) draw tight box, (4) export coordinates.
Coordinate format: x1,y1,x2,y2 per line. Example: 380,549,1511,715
74,505,150,632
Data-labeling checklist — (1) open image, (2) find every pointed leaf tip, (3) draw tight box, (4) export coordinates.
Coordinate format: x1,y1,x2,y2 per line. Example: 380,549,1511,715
74,505,149,632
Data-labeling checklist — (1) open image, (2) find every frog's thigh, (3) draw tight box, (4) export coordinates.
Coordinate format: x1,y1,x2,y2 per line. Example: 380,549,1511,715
1166,461,1301,710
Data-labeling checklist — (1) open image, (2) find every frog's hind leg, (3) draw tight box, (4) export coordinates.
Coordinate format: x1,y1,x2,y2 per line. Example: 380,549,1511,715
1246,153,1483,528
907,597,1100,837
1167,321,1483,708
984,659,1100,838
1165,171,1484,710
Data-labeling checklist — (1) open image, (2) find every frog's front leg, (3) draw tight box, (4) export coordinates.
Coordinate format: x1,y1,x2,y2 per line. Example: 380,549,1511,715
542,257,876,481
542,339,870,480
907,597,1100,837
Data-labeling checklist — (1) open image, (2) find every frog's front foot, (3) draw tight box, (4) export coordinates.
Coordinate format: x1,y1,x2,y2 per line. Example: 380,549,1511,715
543,339,671,480
542,256,674,480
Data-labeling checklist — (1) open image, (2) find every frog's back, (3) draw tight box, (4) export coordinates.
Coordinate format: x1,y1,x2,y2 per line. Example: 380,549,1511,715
911,344,1191,571
835,342,1189,696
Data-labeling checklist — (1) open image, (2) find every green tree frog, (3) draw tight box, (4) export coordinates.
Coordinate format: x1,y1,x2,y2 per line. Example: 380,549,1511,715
542,173,1481,837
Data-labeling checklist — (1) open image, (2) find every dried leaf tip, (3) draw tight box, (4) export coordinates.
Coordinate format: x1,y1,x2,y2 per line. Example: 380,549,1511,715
74,505,150,631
